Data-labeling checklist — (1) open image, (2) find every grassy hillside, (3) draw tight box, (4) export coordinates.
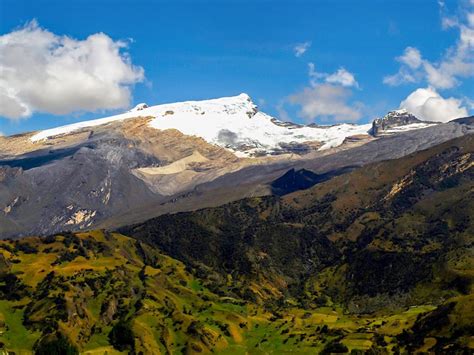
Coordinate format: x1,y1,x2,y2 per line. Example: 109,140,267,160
1,231,472,354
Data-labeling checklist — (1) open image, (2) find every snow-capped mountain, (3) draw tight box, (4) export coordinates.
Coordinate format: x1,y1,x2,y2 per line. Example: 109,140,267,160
371,109,436,136
1,92,471,238
31,93,374,157
30,94,448,156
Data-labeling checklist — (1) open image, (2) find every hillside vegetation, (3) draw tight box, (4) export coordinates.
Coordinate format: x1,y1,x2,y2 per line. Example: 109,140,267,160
0,135,473,354
2,230,472,354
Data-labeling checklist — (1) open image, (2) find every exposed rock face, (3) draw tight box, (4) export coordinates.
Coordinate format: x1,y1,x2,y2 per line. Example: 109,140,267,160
0,118,244,237
452,115,474,126
371,109,431,136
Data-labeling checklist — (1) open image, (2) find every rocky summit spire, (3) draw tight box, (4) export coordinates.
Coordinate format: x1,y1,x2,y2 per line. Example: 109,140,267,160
371,109,424,136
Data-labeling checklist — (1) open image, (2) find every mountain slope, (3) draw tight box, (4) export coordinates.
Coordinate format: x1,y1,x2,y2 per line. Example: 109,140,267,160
0,134,472,354
0,95,472,238
98,118,471,231
122,134,473,307
270,168,353,195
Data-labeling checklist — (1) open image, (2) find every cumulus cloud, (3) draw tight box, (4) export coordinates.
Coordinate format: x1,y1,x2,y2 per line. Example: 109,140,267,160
308,63,359,88
293,41,311,57
326,68,359,87
288,84,362,122
0,20,144,120
383,3,474,89
400,87,468,122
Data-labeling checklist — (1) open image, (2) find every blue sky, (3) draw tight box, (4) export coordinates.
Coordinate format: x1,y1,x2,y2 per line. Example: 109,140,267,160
0,0,473,135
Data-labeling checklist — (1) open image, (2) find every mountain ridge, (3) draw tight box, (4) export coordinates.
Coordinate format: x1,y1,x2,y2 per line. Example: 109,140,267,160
371,109,435,136
28,93,375,157
0,94,472,238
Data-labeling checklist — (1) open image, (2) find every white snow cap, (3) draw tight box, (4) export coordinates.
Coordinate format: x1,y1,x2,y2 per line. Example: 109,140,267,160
31,93,376,156
392,108,408,115
147,93,373,155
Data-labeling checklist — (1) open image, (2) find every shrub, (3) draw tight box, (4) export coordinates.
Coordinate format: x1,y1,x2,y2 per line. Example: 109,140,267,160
321,339,349,354
108,320,135,352
34,333,78,355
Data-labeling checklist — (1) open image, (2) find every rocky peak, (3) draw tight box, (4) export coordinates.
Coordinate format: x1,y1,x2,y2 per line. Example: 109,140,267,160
372,109,422,136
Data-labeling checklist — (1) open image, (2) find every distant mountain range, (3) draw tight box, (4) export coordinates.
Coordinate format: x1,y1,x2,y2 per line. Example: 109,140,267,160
0,94,472,238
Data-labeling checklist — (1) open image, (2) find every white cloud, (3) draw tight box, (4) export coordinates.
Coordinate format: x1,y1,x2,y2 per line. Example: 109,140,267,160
0,20,144,120
397,47,422,69
384,3,474,90
288,84,362,122
383,44,472,89
383,68,417,86
383,47,422,85
326,68,359,87
308,63,359,88
466,96,474,110
308,62,326,86
423,62,459,89
384,2,473,123
0,86,32,118
469,12,474,26
400,87,468,122
276,102,291,122
441,16,459,29
284,62,362,123
293,41,311,57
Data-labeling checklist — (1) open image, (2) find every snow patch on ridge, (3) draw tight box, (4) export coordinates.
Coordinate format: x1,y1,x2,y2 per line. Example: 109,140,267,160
130,103,148,112
147,95,373,155
381,122,434,134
